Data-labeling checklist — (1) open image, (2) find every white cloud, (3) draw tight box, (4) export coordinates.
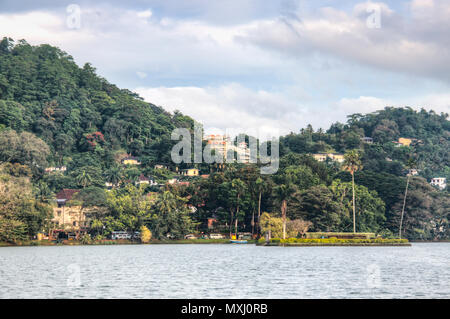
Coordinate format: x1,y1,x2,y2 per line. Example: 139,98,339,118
240,0,450,82
137,10,152,19
136,71,147,79
135,84,449,136
0,2,448,136
335,94,450,117
135,83,309,136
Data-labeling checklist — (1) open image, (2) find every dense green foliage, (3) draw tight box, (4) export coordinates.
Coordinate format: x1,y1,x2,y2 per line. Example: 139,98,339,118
0,38,448,242
0,38,196,182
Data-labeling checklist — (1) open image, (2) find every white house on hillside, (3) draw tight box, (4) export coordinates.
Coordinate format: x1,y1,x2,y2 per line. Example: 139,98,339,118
430,177,447,190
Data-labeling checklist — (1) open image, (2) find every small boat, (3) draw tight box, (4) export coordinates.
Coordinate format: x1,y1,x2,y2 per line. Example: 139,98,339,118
230,240,248,244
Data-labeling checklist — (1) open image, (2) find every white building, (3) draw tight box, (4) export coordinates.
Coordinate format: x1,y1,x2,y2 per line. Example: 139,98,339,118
312,153,345,163
235,141,250,163
360,137,373,144
45,166,67,173
204,134,251,163
430,178,447,190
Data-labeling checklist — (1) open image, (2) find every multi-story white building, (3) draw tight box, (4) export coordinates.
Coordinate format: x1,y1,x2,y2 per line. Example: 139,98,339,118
204,134,229,157
204,134,250,163
430,178,447,190
236,141,250,163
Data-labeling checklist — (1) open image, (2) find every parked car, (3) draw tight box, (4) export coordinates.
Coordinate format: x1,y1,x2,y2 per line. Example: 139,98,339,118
209,233,225,239
184,234,197,240
111,231,132,240
238,232,252,240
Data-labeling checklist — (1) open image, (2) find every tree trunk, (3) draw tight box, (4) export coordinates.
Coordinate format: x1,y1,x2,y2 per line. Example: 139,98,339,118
251,209,255,237
235,194,240,238
399,175,410,239
282,200,287,239
229,209,233,238
257,191,262,237
352,172,356,233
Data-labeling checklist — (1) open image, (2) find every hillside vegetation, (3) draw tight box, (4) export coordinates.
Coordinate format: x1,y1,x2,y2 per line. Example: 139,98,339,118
0,38,448,242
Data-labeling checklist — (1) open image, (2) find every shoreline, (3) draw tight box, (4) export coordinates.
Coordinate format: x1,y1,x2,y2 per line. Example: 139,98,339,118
259,242,412,247
0,238,235,247
5,239,447,247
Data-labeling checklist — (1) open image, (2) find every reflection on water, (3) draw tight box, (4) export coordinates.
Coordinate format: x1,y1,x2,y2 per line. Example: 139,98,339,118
0,243,448,298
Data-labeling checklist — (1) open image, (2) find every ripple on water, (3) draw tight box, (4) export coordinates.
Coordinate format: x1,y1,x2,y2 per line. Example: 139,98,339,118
0,243,449,298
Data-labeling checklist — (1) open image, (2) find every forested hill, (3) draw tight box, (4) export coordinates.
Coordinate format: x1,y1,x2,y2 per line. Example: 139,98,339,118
280,107,450,181
0,37,195,170
0,38,448,242
0,37,448,184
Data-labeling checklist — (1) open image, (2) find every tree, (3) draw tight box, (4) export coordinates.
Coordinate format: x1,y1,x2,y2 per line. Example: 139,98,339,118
104,166,123,188
399,158,417,239
106,184,153,233
329,180,386,233
0,130,50,175
390,177,441,240
151,190,197,239
0,164,51,242
34,181,54,203
273,182,297,239
231,178,246,237
76,169,92,188
259,212,283,239
286,219,312,238
343,149,363,233
254,177,270,237
139,225,152,243
290,185,344,232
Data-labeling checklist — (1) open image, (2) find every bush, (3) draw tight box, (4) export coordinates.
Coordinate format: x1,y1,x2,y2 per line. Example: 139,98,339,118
80,234,92,245
267,237,409,245
140,225,152,243
93,234,105,241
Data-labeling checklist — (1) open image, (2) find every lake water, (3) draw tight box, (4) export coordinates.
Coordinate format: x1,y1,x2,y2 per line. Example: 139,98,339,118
0,243,448,298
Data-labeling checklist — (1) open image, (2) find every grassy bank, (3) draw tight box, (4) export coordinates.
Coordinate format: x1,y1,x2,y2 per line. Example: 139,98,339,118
258,238,411,246
0,239,138,247
1,237,411,247
0,238,243,247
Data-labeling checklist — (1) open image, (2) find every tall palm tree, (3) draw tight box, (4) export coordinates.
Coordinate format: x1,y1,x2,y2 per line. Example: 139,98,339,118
254,177,269,237
231,178,246,238
343,150,363,233
104,166,123,188
35,181,53,203
76,170,92,188
274,182,297,239
399,158,417,239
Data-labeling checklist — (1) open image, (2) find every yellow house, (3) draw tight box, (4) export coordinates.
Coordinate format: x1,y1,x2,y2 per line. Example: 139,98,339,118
121,156,141,165
398,138,412,147
53,189,90,230
52,205,90,230
180,168,199,176
312,153,345,163
313,154,327,162
330,154,345,163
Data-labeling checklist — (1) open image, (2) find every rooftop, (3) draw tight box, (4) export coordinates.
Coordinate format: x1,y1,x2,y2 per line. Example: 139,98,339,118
55,189,79,201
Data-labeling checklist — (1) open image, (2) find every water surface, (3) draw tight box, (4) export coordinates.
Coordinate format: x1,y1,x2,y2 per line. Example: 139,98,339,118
0,243,448,298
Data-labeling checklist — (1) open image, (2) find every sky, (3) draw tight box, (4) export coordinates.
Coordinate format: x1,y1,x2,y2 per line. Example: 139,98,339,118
1,0,449,136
